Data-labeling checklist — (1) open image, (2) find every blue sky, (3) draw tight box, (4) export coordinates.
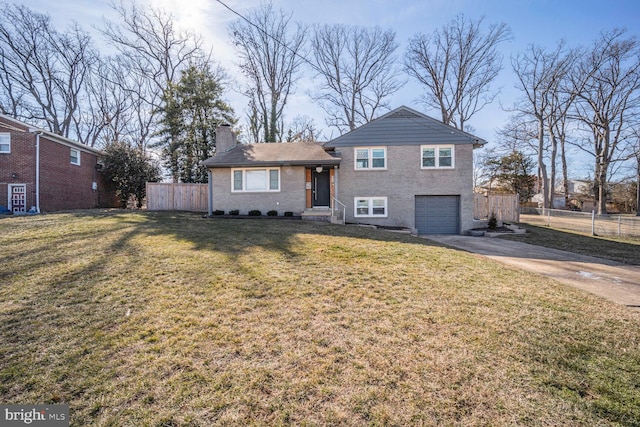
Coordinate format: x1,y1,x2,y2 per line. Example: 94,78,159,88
22,0,640,177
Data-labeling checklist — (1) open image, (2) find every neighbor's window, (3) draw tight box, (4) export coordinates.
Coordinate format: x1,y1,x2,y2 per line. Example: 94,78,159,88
354,197,387,217
421,145,454,169
355,147,386,170
0,133,10,153
232,168,280,192
70,148,80,165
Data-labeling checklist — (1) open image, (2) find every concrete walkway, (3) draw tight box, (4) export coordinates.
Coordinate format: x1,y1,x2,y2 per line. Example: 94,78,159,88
424,235,640,309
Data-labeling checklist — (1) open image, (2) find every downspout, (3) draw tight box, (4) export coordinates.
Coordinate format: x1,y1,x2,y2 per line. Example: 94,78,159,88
207,169,213,216
35,131,41,213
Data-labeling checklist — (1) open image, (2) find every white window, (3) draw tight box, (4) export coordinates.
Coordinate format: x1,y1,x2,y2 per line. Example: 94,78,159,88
355,147,386,170
354,197,387,217
232,168,280,192
70,148,80,165
0,133,10,153
421,145,454,169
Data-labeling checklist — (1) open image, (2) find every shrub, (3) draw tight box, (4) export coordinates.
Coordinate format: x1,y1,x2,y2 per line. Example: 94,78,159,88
213,210,224,216
229,209,239,215
248,210,262,216
488,212,498,230
284,211,293,217
267,210,278,216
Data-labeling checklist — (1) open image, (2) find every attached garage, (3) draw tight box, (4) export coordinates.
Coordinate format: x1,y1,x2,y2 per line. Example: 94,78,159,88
415,195,460,234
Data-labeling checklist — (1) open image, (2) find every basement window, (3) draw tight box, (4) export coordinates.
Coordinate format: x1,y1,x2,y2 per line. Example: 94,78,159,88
354,197,387,217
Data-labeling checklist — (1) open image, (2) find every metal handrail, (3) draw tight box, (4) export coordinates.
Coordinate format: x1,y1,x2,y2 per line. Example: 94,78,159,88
332,197,346,221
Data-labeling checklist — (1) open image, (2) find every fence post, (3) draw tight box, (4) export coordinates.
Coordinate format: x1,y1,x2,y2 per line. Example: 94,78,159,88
618,215,621,236
591,210,595,236
547,208,550,227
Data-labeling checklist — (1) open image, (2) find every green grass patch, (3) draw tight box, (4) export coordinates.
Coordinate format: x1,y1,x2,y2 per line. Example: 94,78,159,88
501,223,640,265
1,210,639,426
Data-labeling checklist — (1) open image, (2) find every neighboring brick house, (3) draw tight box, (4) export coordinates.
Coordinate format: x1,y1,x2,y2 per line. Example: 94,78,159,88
0,114,116,213
202,106,486,234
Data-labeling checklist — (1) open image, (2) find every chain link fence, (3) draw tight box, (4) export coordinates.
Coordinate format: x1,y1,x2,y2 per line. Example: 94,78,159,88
520,209,640,238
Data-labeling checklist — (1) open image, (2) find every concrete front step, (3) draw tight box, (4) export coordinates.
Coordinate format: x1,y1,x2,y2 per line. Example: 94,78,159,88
301,209,339,223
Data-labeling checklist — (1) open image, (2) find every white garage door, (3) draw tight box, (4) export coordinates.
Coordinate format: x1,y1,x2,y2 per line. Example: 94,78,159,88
415,196,460,234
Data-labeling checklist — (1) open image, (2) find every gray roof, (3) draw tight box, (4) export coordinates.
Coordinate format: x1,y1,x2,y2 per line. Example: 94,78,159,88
324,106,487,148
202,141,341,168
0,114,103,155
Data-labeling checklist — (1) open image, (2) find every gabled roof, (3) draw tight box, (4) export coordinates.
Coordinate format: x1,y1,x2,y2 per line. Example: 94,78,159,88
324,106,487,148
0,114,102,155
202,141,341,168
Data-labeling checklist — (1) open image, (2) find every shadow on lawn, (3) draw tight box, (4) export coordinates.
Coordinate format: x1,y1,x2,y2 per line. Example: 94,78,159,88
1,209,443,405
0,209,440,340
108,210,442,257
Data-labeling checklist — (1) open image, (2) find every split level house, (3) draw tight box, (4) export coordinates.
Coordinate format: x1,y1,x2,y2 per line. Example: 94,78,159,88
202,106,486,234
0,114,116,214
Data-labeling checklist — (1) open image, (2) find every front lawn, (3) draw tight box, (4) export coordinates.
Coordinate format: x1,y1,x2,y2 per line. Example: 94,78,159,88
1,211,639,426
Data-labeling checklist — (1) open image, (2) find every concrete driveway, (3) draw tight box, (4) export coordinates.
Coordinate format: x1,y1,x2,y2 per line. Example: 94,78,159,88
424,235,640,309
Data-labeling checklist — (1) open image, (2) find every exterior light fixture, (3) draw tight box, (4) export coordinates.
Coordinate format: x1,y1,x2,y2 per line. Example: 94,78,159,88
316,166,323,173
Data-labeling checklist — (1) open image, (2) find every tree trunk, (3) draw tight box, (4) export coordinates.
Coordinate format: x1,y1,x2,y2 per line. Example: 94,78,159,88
598,169,607,215
636,156,640,216
538,117,549,209
561,136,570,208
548,132,558,208
596,151,607,215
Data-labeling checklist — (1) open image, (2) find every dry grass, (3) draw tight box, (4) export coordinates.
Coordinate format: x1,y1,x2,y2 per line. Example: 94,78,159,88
503,221,640,265
1,210,639,426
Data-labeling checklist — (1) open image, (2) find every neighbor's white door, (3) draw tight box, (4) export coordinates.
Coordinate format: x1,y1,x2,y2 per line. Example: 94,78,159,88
9,184,26,213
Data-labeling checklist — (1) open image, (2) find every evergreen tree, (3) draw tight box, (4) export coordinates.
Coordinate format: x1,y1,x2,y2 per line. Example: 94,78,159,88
486,151,536,203
157,64,236,183
101,141,161,208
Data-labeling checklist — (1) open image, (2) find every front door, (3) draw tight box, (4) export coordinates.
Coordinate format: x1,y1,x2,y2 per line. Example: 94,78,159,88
312,170,330,207
9,184,26,213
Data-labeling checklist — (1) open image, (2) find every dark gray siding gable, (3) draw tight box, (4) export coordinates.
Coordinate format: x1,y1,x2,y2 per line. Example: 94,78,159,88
325,106,485,147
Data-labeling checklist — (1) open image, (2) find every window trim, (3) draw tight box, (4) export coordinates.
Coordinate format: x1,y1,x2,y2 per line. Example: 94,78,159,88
354,197,388,218
70,148,81,165
420,144,455,169
231,167,281,193
354,147,387,170
0,132,10,153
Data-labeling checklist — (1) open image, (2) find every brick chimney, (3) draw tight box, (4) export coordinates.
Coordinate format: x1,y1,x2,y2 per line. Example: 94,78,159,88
215,124,237,154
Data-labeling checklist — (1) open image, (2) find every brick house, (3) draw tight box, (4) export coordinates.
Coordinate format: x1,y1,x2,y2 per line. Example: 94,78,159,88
0,114,117,213
202,106,486,234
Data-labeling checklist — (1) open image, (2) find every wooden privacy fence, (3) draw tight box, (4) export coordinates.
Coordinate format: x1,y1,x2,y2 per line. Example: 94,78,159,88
146,183,208,212
474,193,520,223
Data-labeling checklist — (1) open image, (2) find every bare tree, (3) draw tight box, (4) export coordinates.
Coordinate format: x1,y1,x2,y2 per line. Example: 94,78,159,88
310,24,403,134
509,42,573,209
229,2,305,142
80,56,141,148
571,29,640,214
545,48,579,208
404,14,511,130
285,115,323,142
100,1,206,149
0,4,97,140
